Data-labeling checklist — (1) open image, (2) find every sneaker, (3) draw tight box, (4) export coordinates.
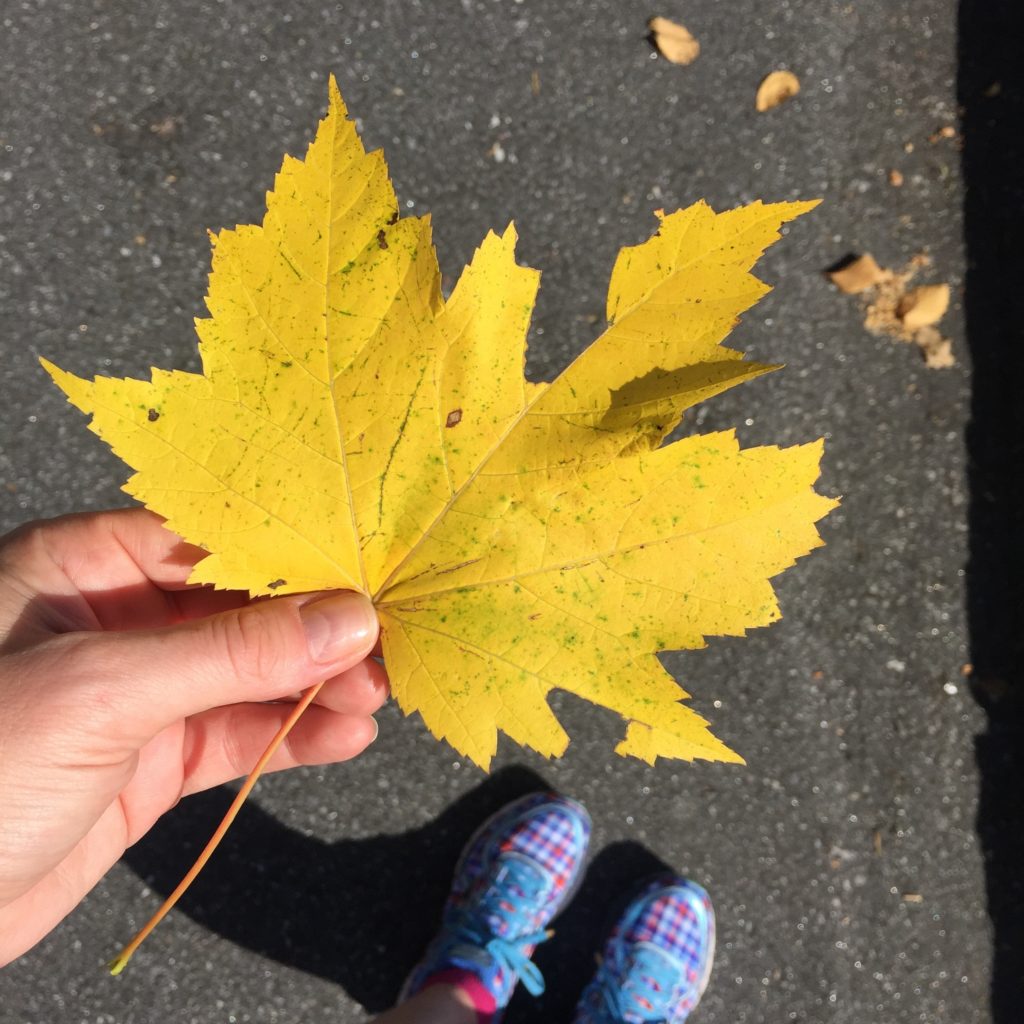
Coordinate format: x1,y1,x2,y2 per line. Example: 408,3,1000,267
404,791,591,1019
572,875,715,1023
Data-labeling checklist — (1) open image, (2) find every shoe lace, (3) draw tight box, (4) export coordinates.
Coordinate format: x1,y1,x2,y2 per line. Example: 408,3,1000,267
450,856,551,996
593,946,678,1023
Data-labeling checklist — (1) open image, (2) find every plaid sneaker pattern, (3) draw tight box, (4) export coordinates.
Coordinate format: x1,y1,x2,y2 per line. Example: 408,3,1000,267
457,791,587,912
404,792,591,1019
573,875,715,1024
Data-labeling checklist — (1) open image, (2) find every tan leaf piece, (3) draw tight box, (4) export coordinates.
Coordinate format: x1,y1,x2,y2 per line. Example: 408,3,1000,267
648,16,700,65
756,70,801,111
897,284,950,329
828,254,887,294
917,327,955,369
834,253,955,369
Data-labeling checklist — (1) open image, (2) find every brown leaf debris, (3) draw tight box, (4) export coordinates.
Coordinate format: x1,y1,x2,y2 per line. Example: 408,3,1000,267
827,254,887,294
897,284,950,329
648,16,700,65
756,70,801,111
829,252,955,369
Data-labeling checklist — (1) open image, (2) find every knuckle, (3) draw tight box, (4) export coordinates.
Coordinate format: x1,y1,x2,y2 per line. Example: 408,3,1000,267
214,604,296,687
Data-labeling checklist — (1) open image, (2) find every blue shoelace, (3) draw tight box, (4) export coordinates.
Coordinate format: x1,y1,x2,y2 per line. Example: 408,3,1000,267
449,856,551,996
592,945,681,1023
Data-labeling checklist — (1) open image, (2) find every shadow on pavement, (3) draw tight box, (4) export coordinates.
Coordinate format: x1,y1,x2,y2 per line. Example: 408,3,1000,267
958,3,1024,1019
123,766,671,1021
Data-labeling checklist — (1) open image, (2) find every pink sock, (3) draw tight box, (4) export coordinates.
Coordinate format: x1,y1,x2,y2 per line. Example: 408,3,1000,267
421,967,497,1024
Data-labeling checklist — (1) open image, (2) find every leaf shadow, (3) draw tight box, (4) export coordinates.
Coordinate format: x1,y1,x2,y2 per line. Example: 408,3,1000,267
598,362,772,437
122,769,673,1020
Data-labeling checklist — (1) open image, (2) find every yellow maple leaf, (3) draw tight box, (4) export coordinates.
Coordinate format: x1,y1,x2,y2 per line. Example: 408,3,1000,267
43,76,836,772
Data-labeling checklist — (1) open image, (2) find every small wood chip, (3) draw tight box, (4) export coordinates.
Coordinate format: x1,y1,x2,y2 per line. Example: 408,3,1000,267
888,169,904,187
897,284,950,329
902,893,923,904
531,70,541,96
828,254,887,294
929,125,958,144
756,70,801,112
648,16,700,65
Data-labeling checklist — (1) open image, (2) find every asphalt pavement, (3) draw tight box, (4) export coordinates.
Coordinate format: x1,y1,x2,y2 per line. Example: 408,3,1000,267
0,1,1001,1022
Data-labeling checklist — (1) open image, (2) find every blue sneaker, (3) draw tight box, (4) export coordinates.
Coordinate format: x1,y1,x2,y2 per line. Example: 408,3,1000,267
572,875,715,1023
404,792,591,1019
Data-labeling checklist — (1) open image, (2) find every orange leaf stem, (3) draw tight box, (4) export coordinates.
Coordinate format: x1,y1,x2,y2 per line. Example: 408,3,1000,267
108,681,325,975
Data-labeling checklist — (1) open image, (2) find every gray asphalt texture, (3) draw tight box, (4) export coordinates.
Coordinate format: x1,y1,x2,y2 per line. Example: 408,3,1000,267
0,1,991,1022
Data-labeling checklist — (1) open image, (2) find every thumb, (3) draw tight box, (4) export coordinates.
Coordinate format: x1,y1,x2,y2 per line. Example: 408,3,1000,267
48,591,379,743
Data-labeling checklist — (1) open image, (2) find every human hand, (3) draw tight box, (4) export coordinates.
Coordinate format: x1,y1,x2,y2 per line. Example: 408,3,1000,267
0,508,386,965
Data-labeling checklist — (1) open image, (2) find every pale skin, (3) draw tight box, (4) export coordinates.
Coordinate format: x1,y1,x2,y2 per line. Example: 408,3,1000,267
0,508,480,1022
0,508,389,965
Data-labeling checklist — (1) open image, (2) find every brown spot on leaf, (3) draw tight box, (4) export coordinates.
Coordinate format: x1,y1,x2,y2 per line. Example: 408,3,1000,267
377,229,388,249
387,210,399,225
446,408,463,428
147,409,160,421
267,579,286,590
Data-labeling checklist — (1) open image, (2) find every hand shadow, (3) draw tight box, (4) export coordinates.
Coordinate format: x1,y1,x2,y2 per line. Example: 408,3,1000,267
122,767,673,1022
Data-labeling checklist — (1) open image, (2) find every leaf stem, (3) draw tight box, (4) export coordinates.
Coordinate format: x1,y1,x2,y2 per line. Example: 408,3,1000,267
108,681,326,975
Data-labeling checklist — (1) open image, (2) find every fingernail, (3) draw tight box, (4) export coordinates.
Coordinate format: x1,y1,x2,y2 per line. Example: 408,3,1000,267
369,717,380,744
300,593,378,663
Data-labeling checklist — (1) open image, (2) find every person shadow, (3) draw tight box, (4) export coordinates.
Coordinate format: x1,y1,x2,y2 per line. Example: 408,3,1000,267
122,766,671,1022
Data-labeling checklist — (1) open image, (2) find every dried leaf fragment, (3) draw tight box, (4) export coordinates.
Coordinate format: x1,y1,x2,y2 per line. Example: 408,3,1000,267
917,327,955,369
832,252,955,369
756,70,801,111
828,254,887,294
648,16,700,65
897,284,950,329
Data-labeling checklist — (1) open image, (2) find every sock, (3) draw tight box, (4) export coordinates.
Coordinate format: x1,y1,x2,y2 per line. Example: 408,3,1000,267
422,967,498,1024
